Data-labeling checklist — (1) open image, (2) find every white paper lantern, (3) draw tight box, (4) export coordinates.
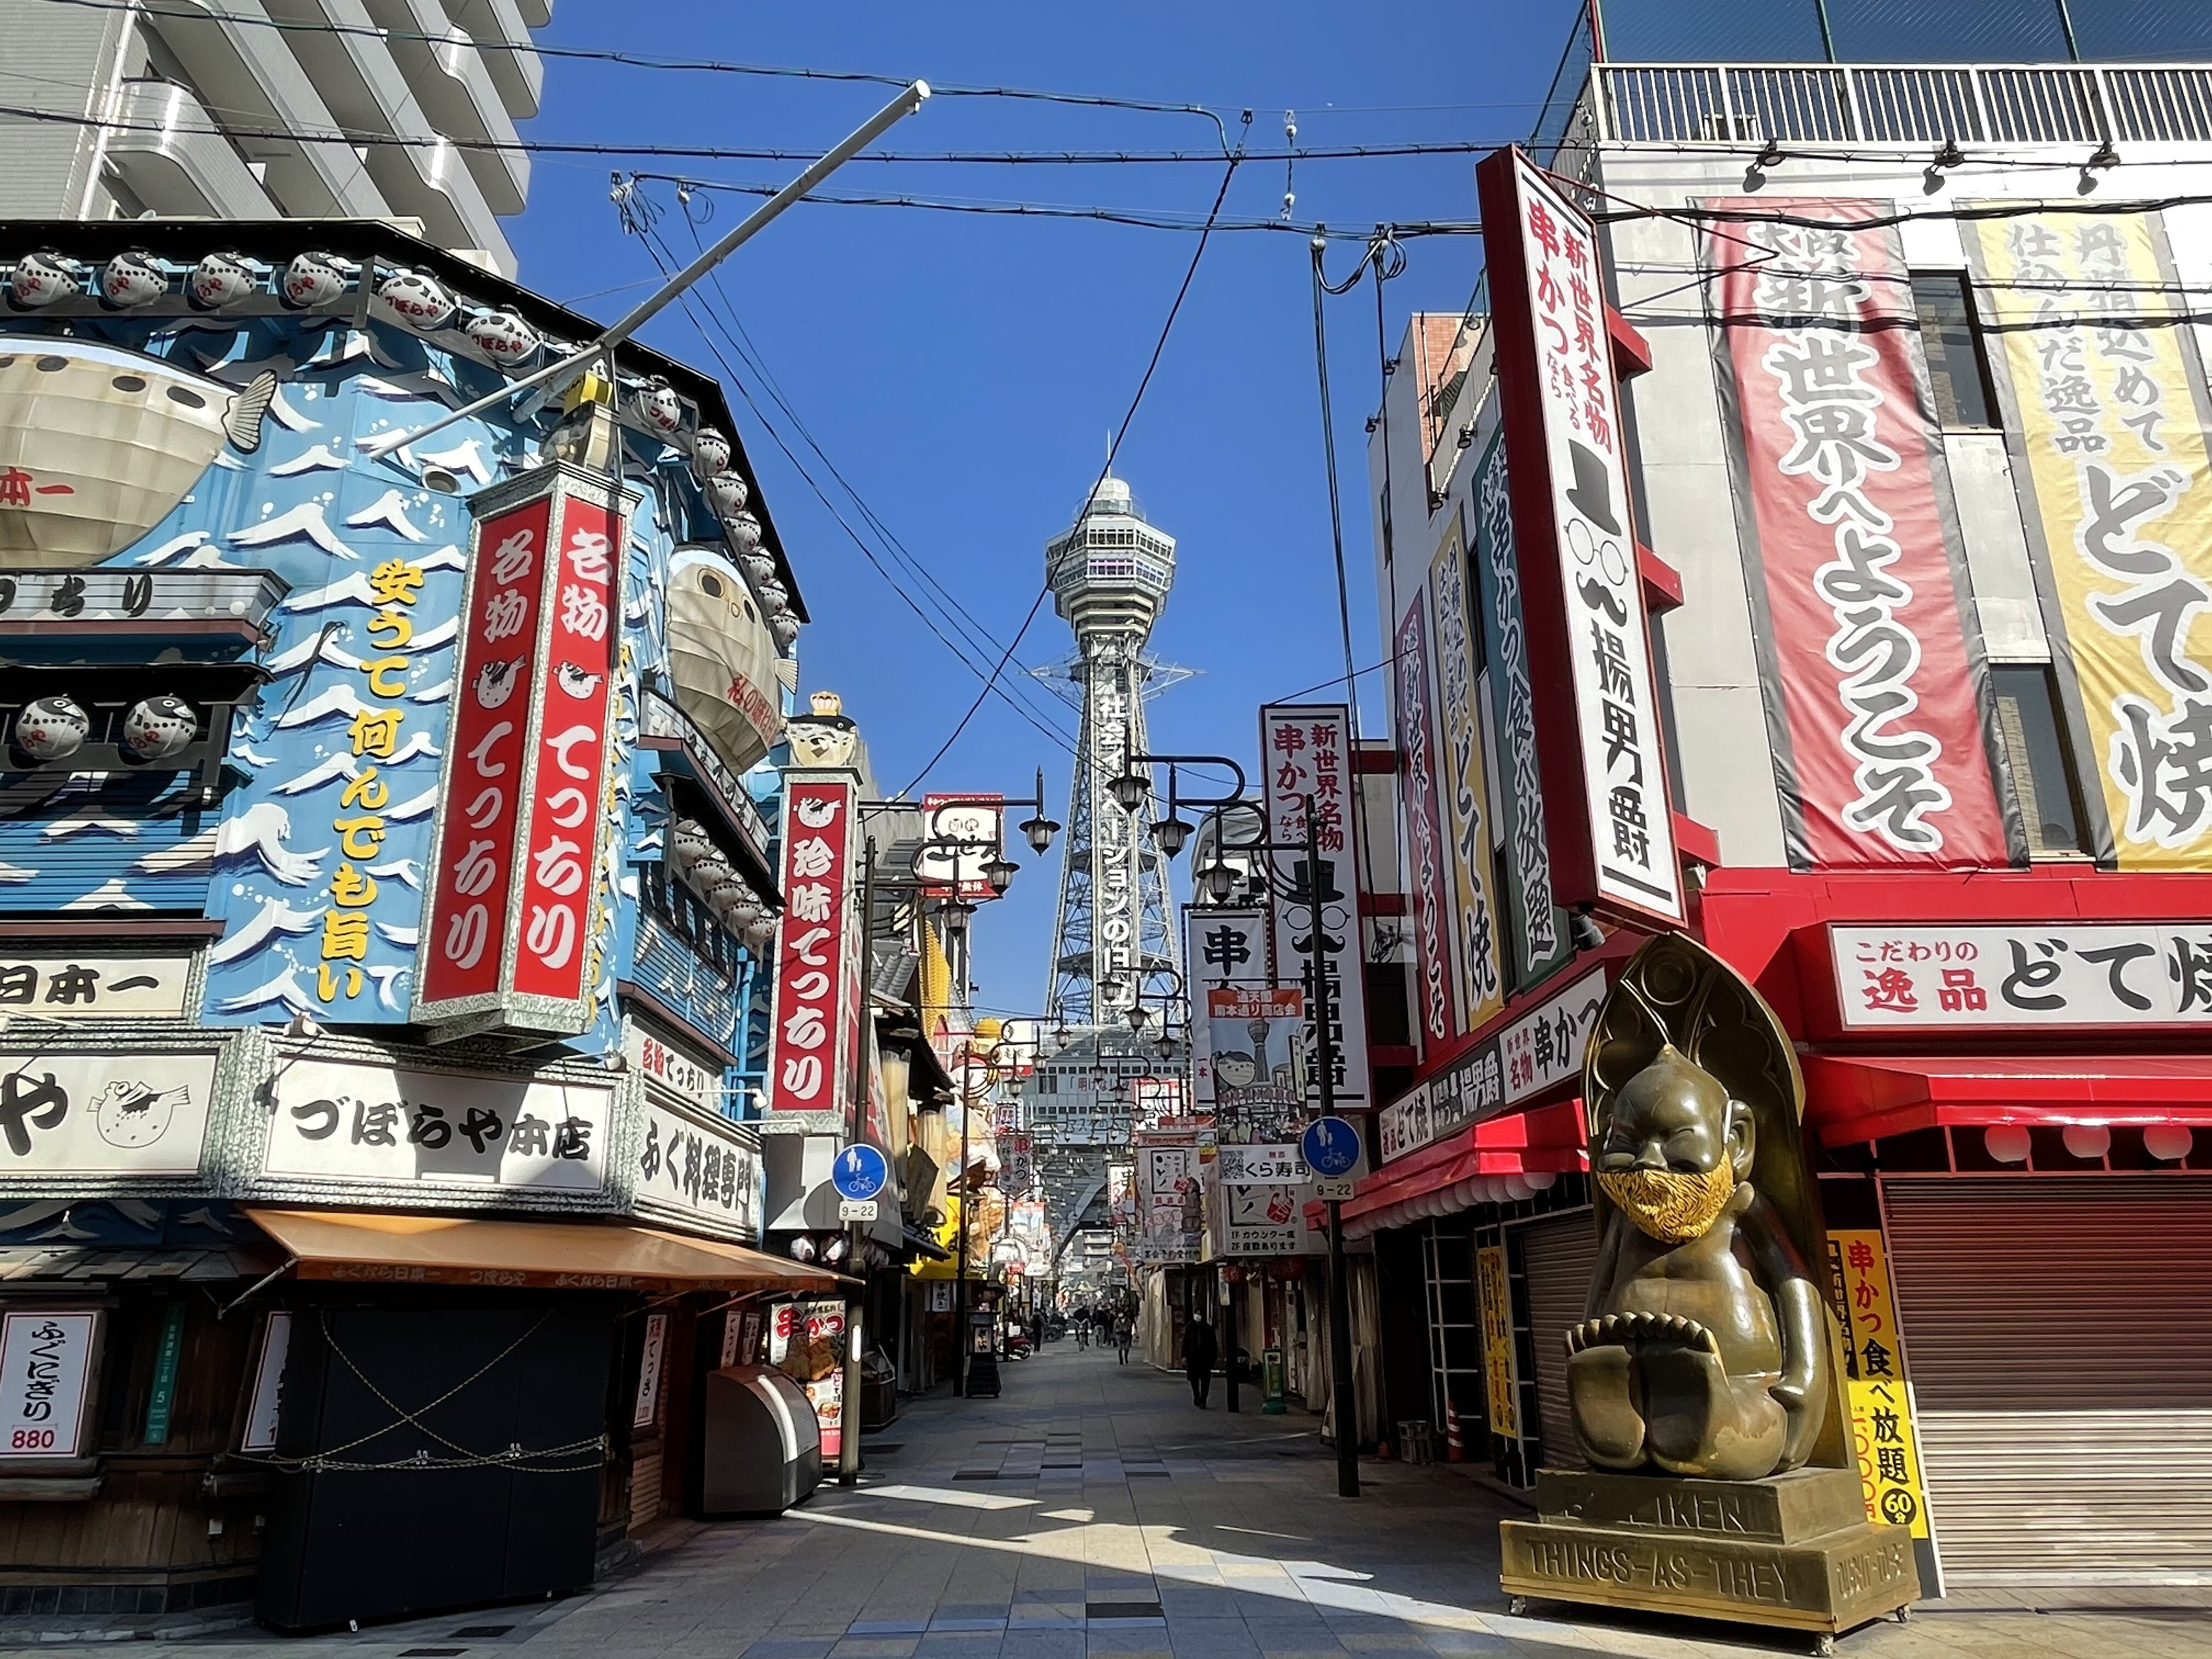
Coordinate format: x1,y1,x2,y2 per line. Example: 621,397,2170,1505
189,252,258,309
100,251,167,309
120,695,198,761
2061,1124,2111,1161
669,819,714,876
465,308,540,365
636,378,684,435
1983,1125,2032,1164
691,427,732,476
706,471,751,518
9,251,81,308
282,251,352,308
372,267,456,331
724,511,763,553
2144,1125,2194,1163
14,695,90,760
770,614,800,650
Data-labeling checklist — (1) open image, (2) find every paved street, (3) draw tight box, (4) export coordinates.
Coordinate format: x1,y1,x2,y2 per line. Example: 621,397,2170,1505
38,1344,2212,1659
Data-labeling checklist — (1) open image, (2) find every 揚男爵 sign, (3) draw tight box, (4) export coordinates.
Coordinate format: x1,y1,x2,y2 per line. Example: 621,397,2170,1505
1475,148,1681,926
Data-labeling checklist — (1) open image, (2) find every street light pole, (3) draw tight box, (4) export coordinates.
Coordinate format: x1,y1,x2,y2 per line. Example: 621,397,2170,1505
837,836,878,1487
1306,794,1359,1500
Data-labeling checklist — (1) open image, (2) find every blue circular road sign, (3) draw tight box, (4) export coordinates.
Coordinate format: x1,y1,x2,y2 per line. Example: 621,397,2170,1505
831,1143,889,1201
1302,1116,1361,1178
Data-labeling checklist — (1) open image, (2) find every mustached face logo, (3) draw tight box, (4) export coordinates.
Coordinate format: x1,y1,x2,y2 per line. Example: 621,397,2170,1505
555,661,603,699
473,658,524,710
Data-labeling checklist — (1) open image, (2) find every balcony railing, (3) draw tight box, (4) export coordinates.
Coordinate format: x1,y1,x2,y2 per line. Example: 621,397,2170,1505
1594,60,2212,147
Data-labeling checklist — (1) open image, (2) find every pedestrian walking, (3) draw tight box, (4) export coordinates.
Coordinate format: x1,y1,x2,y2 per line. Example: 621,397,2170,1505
1115,1313,1133,1364
1184,1314,1217,1408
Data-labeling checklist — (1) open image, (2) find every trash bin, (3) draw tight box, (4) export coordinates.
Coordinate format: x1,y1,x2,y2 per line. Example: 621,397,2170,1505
701,1364,822,1515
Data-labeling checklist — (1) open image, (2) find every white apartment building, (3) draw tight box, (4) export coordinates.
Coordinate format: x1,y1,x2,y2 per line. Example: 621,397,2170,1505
0,0,549,273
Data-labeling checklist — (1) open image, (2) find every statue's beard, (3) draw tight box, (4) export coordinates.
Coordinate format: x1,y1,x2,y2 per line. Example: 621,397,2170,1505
1598,1163,1734,1243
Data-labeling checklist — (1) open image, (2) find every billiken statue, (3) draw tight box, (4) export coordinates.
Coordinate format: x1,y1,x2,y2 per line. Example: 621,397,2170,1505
1568,934,1831,1482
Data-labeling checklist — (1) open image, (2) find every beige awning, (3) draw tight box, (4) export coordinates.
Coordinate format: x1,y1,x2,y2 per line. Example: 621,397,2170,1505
244,1209,844,1294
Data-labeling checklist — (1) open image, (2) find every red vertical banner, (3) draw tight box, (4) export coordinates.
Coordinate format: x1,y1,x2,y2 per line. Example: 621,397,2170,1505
1475,147,1683,927
414,466,630,1037
766,774,856,1116
1394,595,1457,1049
1704,197,2010,868
511,496,622,1000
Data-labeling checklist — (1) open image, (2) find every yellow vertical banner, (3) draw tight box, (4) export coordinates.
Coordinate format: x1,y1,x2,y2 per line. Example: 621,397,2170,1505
1475,1240,1519,1439
1429,523,1506,1029
1968,207,2212,868
1825,1229,1933,1547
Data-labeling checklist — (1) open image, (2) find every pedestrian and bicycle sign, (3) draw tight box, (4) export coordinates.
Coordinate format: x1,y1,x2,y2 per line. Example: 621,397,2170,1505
832,1143,888,1201
1302,1115,1361,1177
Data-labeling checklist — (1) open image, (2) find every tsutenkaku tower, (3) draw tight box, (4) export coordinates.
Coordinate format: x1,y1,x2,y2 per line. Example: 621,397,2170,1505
1043,473,1181,1027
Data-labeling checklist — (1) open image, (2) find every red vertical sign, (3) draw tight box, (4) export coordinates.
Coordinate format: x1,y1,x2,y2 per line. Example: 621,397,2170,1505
1705,197,2008,868
766,775,856,1114
512,497,620,1000
415,466,629,1037
1395,595,1457,1048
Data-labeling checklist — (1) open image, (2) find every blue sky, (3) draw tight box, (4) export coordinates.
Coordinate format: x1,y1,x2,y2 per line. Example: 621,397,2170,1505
507,1,1584,1017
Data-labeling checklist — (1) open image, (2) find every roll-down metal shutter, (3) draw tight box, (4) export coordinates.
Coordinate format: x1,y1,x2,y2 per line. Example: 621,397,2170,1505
1883,1177,2212,1585
1518,1210,1599,1471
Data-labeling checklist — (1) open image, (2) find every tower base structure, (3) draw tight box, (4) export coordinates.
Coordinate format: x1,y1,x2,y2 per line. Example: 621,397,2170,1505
1499,1468,1918,1650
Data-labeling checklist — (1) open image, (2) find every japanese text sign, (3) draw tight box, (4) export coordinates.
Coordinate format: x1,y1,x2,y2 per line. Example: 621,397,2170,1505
1475,148,1682,924
635,1099,760,1240
1826,1230,1936,1556
0,1311,99,1459
1706,198,2008,870
0,953,190,1018
1830,920,2212,1031
1476,1242,1520,1440
0,1048,217,1177
1471,431,1571,988
1397,591,1457,1050
767,774,859,1115
1426,526,1506,1028
262,1053,612,1194
1186,906,1267,1109
414,464,630,1037
1259,704,1371,1110
1967,206,2212,871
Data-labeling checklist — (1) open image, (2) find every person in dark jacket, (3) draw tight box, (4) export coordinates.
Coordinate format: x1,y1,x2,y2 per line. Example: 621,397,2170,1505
1184,1314,1217,1408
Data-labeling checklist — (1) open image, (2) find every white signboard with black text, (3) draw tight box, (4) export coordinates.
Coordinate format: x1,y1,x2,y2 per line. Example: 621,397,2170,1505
264,1054,612,1193
0,1049,218,1176
634,1098,761,1240
1832,922,2212,1031
0,951,193,1017
0,1311,99,1459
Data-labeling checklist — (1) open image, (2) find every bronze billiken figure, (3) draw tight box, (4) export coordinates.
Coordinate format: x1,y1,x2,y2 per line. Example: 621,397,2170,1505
1567,935,1833,1482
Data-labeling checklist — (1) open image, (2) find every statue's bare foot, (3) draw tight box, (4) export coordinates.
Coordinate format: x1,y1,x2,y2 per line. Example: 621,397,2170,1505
1566,1342,1645,1469
1641,1342,1786,1479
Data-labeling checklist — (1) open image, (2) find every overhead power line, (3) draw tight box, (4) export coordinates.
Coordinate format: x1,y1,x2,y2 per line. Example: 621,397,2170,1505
897,125,1252,797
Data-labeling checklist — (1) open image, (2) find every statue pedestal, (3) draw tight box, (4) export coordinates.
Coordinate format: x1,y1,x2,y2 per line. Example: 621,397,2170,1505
1499,1468,1918,1647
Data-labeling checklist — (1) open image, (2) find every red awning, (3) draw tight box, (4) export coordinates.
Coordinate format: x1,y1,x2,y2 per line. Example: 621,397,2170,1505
1330,1101,1588,1228
1802,1053,2212,1147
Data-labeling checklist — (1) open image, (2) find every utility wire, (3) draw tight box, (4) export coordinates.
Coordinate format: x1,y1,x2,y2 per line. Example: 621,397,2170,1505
898,120,1252,797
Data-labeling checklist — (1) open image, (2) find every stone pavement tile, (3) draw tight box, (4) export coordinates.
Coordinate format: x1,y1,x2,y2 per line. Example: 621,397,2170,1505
830,1641,921,1658
1417,1633,1519,1655
739,1643,838,1659
910,1637,1003,1659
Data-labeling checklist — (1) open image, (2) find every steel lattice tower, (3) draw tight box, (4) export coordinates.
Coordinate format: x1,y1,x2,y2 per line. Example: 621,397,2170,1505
1043,474,1182,1028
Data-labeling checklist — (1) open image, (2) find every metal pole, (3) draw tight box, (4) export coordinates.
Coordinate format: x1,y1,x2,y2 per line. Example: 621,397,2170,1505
838,1243,864,1485
362,80,930,459
1226,1273,1242,1413
955,1053,972,1397
1308,793,1358,1499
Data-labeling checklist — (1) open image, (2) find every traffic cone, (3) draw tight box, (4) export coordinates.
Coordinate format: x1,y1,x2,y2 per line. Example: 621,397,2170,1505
1444,1399,1465,1463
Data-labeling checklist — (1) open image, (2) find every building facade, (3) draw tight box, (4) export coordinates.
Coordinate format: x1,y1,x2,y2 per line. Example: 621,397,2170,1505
1357,0,2212,1594
0,216,838,1620
0,0,549,274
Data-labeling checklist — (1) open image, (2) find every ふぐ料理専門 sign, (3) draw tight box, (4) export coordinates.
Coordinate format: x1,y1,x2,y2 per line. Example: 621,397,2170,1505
413,463,631,1040
1475,148,1681,927
765,775,859,1118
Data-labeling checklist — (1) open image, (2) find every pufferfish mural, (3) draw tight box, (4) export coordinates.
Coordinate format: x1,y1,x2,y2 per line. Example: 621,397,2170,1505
0,338,275,566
